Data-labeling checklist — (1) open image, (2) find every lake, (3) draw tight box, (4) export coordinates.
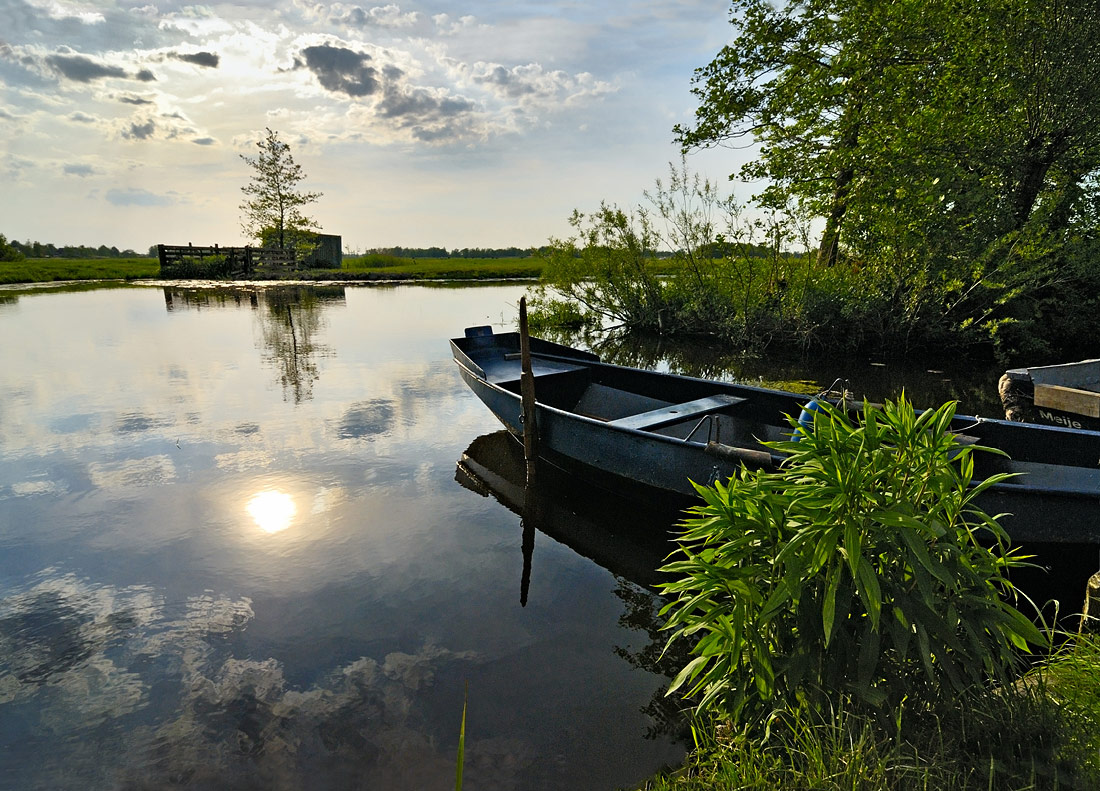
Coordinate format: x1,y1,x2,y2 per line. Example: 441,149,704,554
0,281,1011,790
0,282,691,791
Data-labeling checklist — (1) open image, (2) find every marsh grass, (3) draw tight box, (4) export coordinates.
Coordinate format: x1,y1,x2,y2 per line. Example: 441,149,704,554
0,257,158,284
642,666,1100,790
0,255,544,284
341,255,542,279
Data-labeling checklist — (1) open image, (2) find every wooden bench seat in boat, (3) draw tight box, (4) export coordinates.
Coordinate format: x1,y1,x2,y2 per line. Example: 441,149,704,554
608,394,746,431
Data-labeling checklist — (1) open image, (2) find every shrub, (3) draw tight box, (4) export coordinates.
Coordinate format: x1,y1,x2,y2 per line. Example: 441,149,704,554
160,255,233,279
660,397,1045,725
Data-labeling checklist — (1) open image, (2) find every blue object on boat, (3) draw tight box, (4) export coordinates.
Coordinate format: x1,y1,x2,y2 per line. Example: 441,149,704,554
796,398,825,439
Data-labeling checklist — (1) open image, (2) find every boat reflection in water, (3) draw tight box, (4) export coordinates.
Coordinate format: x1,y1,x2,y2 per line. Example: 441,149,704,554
456,430,682,599
455,429,695,741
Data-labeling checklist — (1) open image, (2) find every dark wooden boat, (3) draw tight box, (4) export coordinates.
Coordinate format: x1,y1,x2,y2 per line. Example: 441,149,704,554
452,326,1100,544
1000,359,1100,431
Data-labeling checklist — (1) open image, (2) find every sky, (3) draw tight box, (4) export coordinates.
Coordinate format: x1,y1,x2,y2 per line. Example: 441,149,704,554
0,0,755,252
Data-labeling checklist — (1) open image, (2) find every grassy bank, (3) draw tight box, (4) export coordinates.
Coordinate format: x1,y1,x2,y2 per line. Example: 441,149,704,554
0,258,159,284
643,634,1100,790
0,256,543,285
340,254,541,279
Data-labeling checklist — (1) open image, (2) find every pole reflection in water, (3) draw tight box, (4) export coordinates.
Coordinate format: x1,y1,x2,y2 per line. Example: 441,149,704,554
454,431,679,599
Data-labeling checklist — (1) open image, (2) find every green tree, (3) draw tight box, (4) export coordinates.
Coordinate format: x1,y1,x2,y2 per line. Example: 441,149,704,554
0,234,26,262
678,0,1100,274
239,128,323,258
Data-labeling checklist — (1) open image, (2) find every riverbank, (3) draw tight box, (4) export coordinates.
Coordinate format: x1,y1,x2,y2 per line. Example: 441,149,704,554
642,631,1100,790
0,256,544,285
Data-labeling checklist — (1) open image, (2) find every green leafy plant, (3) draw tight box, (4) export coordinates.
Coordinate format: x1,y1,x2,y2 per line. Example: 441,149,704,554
660,397,1045,724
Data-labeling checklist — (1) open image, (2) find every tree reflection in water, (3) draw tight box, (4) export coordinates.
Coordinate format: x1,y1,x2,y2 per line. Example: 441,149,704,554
256,287,343,404
162,285,346,404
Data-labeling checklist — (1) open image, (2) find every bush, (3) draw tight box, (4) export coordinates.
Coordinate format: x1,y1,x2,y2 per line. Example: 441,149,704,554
660,397,1045,725
160,255,233,279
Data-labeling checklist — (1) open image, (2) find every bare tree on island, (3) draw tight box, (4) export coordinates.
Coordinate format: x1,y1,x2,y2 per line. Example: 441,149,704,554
239,128,322,260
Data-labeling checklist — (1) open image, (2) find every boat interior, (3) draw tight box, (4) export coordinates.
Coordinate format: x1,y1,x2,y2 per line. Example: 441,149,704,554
456,328,803,446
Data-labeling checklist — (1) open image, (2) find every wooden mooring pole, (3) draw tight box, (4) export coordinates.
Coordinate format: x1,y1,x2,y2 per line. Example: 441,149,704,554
519,297,539,485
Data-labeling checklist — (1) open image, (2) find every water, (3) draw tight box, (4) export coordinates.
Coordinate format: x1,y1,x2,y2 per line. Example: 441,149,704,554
0,283,681,791
0,281,1013,790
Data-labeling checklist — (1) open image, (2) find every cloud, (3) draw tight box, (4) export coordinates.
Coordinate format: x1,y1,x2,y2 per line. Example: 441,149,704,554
63,163,97,177
299,44,381,98
0,108,19,121
332,3,419,28
46,52,127,82
123,119,157,139
118,94,154,105
68,111,96,123
105,188,174,207
377,83,473,122
192,137,216,146
135,68,156,82
170,51,219,69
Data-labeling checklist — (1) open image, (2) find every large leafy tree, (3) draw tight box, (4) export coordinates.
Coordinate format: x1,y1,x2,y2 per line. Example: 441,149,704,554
677,0,1100,275
239,128,323,256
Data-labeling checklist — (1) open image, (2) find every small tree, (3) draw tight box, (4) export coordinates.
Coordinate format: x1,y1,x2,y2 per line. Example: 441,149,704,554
0,233,25,262
239,128,322,259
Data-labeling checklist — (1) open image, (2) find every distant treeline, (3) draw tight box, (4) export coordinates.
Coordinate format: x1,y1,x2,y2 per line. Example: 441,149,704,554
6,237,151,259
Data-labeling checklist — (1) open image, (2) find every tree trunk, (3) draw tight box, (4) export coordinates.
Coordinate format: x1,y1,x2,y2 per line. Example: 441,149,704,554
817,165,854,268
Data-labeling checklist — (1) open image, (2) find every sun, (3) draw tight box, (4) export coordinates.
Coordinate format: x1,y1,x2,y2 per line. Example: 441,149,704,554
246,490,297,534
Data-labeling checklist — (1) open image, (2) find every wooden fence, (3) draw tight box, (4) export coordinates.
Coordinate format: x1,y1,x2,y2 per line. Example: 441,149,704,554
157,243,307,277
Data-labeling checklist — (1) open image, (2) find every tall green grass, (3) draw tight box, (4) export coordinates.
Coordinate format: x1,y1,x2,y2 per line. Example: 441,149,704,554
342,255,541,279
0,258,159,284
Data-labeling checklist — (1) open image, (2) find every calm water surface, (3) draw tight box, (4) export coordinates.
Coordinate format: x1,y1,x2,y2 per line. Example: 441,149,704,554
0,282,1009,790
0,283,684,791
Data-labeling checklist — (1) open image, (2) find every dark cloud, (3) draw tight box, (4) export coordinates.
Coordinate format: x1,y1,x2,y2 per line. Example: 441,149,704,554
123,119,156,140
473,65,536,98
299,44,380,98
46,53,127,82
105,188,173,207
171,51,219,69
0,108,17,120
63,163,96,177
192,137,216,146
69,112,96,123
119,95,154,105
135,69,156,82
377,84,473,121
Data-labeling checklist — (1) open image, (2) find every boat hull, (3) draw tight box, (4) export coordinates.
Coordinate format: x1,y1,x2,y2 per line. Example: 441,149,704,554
453,329,1100,544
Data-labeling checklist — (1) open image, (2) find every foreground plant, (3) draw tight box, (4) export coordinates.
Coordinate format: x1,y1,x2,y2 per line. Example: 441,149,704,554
660,397,1045,724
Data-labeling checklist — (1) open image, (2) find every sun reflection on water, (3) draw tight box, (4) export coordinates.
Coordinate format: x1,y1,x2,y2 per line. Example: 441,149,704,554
246,490,297,534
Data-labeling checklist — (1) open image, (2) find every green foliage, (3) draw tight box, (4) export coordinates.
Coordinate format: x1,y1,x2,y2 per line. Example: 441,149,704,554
660,397,1044,724
0,233,26,262
240,128,322,257
160,255,233,279
0,258,159,284
344,253,413,269
642,677,1100,790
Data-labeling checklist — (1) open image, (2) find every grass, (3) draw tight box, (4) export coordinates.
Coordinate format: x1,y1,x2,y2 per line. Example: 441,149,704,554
0,256,543,284
340,255,542,279
0,258,159,284
641,633,1100,791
